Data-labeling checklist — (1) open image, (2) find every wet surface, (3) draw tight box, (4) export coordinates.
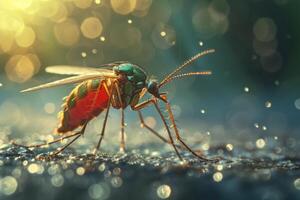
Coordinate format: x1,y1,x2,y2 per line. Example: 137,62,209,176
0,144,299,200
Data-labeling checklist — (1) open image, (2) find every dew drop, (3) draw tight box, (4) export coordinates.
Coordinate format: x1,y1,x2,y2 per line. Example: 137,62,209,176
294,178,300,190
51,174,64,187
213,172,223,182
157,184,171,199
81,52,87,58
226,144,233,151
160,31,166,37
0,176,18,195
256,138,266,149
265,101,272,108
100,36,106,41
76,167,85,175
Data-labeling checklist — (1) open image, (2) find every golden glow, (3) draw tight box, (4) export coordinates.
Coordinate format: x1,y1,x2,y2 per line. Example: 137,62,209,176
74,0,93,9
12,0,33,10
50,3,68,23
15,26,36,48
0,11,25,35
95,0,101,5
111,0,137,15
80,17,103,39
54,19,80,46
5,54,37,83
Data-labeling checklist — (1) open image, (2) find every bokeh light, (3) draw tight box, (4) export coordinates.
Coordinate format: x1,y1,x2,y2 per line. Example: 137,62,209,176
74,0,93,9
157,184,172,199
0,176,18,196
80,17,103,39
15,26,36,48
54,19,80,46
5,54,38,83
110,0,137,15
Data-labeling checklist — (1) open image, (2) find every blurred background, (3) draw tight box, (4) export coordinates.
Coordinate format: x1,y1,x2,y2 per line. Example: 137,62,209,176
0,0,299,151
0,0,300,200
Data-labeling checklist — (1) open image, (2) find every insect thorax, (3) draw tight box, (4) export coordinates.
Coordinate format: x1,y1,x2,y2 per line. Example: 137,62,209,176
112,63,147,109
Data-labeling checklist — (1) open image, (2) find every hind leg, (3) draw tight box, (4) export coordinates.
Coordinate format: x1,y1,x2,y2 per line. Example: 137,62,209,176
162,95,217,161
51,123,88,156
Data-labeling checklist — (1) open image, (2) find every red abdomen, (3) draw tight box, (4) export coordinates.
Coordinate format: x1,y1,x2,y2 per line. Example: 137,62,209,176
57,79,109,133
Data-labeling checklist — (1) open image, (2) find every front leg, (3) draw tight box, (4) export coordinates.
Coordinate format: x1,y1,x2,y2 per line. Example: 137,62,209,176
161,94,218,162
132,98,183,161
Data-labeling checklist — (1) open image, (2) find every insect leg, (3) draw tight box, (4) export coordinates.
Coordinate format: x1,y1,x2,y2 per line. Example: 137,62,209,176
163,96,214,161
12,130,83,148
51,122,88,156
93,81,114,155
120,108,125,152
137,110,171,144
114,82,126,152
152,101,183,161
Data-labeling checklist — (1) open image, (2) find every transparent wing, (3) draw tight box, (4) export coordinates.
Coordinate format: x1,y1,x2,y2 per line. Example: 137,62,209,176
21,72,117,93
45,66,112,75
45,62,127,75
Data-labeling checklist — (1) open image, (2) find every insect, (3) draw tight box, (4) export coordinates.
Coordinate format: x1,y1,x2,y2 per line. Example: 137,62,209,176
16,49,215,161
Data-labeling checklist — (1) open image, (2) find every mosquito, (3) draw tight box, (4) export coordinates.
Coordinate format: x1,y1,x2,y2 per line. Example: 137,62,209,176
14,49,215,161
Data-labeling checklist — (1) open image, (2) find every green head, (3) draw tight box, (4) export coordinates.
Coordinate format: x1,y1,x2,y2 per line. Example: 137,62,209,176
113,63,146,81
113,63,166,102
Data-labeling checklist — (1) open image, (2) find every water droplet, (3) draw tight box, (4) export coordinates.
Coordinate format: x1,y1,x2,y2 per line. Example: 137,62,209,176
294,178,300,190
88,183,110,199
256,138,266,149
92,49,97,54
98,163,106,172
44,102,56,114
157,184,171,199
202,143,210,151
213,172,223,182
226,144,233,151
51,174,64,187
112,167,121,175
81,52,87,58
22,160,28,166
0,176,18,195
111,177,123,188
100,36,106,41
160,31,166,37
76,167,85,175
262,126,267,131
216,164,223,171
28,163,44,174
265,101,272,108
294,98,300,110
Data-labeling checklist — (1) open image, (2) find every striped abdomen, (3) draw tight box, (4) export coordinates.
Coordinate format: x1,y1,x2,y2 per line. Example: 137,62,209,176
57,79,109,133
